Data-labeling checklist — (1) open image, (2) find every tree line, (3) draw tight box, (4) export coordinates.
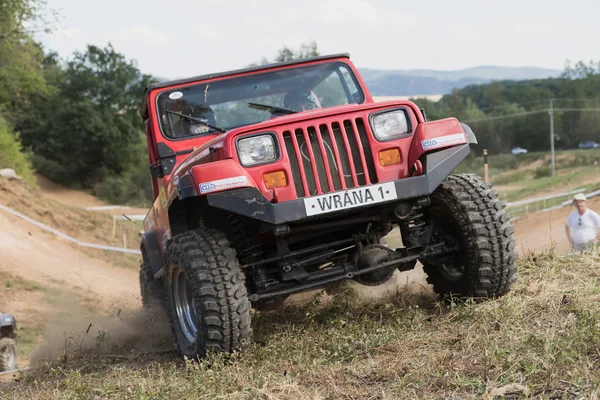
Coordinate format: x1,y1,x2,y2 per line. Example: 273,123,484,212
412,61,600,155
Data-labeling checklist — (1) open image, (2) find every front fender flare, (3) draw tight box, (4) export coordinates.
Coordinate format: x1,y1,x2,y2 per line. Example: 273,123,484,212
178,160,259,200
460,122,478,144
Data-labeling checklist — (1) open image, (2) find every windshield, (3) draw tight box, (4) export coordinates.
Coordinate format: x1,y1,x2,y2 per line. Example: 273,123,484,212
155,61,365,140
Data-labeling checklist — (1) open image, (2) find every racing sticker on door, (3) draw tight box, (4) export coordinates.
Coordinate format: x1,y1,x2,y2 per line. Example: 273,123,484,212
199,176,250,194
421,133,466,150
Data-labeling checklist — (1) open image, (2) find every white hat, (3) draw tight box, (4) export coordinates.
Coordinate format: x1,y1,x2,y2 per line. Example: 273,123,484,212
573,193,587,201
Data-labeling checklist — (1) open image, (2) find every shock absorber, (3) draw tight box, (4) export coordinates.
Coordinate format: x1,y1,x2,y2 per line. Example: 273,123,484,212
398,197,431,250
226,214,263,264
399,212,427,249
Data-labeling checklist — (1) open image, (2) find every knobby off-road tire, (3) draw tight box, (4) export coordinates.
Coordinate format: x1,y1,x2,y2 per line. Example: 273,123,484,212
164,229,252,359
0,337,17,372
422,174,517,298
140,257,164,308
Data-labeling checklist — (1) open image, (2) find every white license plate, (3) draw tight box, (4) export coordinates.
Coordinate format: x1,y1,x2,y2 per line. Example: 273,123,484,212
304,182,397,216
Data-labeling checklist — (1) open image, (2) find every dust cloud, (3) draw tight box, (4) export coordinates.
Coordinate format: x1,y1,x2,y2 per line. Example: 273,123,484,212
29,299,173,369
28,265,434,369
285,263,436,307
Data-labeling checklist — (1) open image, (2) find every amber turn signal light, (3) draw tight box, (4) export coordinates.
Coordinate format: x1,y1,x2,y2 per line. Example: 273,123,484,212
379,149,401,167
264,171,287,188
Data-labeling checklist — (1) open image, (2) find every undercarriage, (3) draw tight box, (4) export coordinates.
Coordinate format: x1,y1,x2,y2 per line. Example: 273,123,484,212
225,195,453,303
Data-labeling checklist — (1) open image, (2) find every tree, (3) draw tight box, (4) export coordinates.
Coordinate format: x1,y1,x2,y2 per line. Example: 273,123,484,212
20,44,156,186
0,0,54,42
0,0,56,120
248,40,320,66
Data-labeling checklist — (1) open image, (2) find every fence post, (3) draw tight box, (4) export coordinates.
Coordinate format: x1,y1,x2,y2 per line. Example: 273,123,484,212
483,149,489,183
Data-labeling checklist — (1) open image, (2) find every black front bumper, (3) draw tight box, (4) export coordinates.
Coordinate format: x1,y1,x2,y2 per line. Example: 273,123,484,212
206,144,470,225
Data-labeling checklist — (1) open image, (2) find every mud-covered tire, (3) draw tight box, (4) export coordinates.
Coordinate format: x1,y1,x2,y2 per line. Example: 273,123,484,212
164,229,253,359
421,174,517,298
140,258,164,308
0,338,17,372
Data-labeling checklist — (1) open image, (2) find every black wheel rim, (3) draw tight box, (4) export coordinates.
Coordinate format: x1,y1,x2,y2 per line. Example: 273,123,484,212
439,257,465,281
172,265,198,343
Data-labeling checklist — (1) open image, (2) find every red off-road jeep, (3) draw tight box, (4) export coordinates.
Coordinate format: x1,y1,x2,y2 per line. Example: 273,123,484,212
138,53,517,359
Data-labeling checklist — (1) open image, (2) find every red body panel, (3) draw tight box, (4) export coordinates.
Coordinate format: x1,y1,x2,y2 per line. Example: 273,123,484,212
407,118,467,169
142,56,468,253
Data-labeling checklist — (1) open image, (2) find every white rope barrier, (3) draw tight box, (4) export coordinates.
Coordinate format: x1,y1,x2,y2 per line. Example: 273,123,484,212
0,203,141,255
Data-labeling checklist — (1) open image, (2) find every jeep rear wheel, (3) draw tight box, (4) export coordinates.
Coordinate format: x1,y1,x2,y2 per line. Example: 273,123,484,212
0,338,17,372
140,256,164,308
421,174,517,298
164,229,253,359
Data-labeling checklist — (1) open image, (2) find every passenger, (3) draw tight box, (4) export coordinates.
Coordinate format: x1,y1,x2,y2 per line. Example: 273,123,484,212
282,89,322,112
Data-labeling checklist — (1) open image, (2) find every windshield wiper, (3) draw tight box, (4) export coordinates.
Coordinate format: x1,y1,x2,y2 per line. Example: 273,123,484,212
166,110,226,133
248,102,297,115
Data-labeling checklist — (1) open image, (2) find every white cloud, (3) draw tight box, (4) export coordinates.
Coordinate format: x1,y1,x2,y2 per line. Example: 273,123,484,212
515,23,552,35
55,27,82,39
108,26,168,46
191,24,219,40
281,0,416,29
313,0,379,25
454,26,480,41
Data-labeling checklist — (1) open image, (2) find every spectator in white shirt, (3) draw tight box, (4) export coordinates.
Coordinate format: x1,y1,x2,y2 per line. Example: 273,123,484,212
565,193,600,252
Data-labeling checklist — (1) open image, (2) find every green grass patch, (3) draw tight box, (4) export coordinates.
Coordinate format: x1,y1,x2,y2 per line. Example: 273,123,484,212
4,276,43,293
502,166,600,202
0,117,35,184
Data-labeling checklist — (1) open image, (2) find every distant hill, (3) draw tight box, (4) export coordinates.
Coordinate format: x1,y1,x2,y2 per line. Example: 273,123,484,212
359,66,562,97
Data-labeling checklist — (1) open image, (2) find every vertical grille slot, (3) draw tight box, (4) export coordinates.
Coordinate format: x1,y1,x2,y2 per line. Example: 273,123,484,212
332,122,357,188
283,131,305,198
295,128,318,196
319,124,343,191
343,120,367,186
306,126,333,193
356,118,378,184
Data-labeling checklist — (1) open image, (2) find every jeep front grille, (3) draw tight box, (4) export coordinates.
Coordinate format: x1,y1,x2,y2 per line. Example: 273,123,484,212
283,118,378,198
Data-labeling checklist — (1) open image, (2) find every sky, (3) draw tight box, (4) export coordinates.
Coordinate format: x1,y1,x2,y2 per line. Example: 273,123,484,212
36,0,600,80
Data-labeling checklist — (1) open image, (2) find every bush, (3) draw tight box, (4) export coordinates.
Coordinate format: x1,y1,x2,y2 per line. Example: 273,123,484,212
30,154,77,187
0,117,35,184
534,166,552,179
92,163,153,207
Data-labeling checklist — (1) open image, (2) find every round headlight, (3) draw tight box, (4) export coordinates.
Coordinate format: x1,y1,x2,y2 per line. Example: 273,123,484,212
372,110,410,141
238,134,277,166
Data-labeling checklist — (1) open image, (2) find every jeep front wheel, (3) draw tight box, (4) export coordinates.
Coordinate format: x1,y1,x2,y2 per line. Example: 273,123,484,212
0,337,17,372
164,229,253,359
421,174,517,298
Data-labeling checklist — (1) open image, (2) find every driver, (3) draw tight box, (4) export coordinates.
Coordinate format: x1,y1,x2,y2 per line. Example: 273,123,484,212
168,99,217,137
282,89,321,112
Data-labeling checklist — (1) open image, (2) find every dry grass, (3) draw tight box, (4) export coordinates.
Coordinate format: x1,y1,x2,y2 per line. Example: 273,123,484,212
2,248,600,399
0,178,142,269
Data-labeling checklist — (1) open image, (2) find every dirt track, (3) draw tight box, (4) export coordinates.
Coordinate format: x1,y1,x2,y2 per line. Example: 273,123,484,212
0,212,141,310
